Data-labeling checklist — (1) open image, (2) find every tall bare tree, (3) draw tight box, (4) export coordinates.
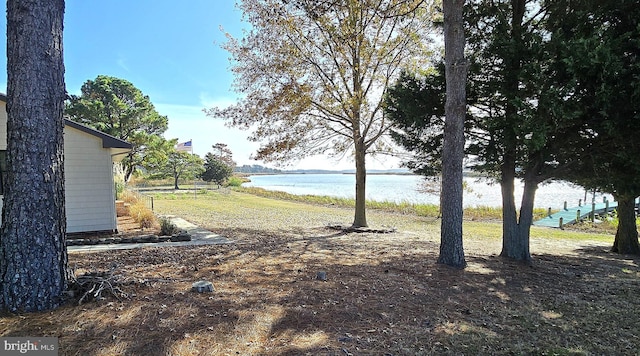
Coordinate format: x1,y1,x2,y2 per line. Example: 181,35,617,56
208,0,433,227
1,0,68,312
439,0,467,268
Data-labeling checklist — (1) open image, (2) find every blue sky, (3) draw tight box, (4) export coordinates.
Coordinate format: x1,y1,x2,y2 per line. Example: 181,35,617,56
0,1,397,170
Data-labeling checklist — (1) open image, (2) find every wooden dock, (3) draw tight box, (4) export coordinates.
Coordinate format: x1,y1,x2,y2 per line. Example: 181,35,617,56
533,200,617,228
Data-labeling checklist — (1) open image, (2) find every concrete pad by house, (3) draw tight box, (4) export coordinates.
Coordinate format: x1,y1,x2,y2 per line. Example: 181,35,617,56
68,216,232,253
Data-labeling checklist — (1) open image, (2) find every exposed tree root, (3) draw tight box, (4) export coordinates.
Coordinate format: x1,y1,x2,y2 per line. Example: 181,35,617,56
326,224,396,234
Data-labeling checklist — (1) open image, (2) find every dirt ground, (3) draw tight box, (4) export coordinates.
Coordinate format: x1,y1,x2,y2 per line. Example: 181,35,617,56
1,215,638,355
1,190,640,356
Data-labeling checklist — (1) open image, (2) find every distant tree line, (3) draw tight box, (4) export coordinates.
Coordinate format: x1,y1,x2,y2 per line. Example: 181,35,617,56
234,165,282,174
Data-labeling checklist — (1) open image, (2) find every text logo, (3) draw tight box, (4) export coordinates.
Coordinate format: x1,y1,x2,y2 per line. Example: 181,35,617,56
1,337,58,355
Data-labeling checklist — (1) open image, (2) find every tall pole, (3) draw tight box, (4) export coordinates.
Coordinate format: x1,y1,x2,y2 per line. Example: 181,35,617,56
190,140,196,199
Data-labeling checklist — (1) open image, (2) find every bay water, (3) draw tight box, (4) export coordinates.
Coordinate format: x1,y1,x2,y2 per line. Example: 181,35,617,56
245,173,613,209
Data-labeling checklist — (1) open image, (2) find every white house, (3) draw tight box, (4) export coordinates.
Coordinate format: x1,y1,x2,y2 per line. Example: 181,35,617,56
0,94,132,234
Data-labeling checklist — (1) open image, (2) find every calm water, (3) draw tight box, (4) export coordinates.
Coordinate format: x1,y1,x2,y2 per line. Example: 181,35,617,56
245,174,613,209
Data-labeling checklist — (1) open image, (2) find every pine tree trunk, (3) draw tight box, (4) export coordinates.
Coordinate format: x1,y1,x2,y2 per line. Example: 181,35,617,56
352,140,368,228
438,0,467,268
1,0,67,312
499,0,528,261
611,195,640,255
500,182,517,254
501,176,536,261
500,154,518,247
517,178,537,242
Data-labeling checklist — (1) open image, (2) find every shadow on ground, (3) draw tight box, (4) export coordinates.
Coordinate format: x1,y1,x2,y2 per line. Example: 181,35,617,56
1,225,639,355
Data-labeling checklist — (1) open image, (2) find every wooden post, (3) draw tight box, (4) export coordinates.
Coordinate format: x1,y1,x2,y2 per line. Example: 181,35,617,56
579,199,582,207
564,201,568,210
605,200,609,215
548,207,552,218
576,209,581,223
559,217,564,230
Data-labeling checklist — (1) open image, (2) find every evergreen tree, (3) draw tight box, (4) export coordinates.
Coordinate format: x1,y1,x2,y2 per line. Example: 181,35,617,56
65,75,169,181
201,144,236,186
439,0,468,268
1,0,68,312
387,0,586,261
202,155,233,186
546,0,640,254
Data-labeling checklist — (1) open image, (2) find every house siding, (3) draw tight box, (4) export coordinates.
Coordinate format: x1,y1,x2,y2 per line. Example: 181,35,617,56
0,100,118,233
64,125,118,233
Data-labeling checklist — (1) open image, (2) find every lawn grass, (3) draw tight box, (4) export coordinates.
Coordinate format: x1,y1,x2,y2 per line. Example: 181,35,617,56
152,185,550,221
1,189,636,355
153,188,611,244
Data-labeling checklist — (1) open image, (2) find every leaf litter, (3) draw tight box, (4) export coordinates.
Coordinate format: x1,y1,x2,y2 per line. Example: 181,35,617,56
0,197,639,355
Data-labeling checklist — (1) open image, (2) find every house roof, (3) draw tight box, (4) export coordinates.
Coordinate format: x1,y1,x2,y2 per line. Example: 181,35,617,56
0,93,132,150
62,120,132,149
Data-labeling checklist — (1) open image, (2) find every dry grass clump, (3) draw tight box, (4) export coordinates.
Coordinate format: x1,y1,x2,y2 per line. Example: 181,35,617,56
119,189,140,205
120,190,156,229
128,202,155,229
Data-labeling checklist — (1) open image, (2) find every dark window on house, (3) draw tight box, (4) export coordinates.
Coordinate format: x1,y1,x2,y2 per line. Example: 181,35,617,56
0,150,6,195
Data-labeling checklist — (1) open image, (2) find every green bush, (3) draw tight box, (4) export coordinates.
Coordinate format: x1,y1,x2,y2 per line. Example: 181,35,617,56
226,176,244,187
159,217,179,236
600,210,640,229
115,181,125,199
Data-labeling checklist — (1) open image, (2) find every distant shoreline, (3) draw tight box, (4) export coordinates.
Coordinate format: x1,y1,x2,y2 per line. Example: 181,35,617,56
340,172,415,176
236,170,415,176
239,171,484,177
